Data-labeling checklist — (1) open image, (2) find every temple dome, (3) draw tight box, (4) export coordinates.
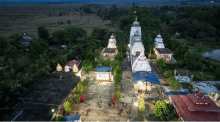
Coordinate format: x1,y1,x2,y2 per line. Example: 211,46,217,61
156,34,162,38
110,34,115,39
132,18,140,27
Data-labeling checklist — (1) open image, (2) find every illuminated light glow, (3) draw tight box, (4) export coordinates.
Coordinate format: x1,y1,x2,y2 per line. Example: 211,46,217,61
51,109,54,113
134,102,138,107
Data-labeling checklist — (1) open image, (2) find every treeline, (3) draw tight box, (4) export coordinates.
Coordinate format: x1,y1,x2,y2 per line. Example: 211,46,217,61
0,25,123,108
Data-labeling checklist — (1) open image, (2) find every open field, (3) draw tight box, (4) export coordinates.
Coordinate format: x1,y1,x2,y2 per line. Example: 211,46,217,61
0,3,117,37
1,2,220,37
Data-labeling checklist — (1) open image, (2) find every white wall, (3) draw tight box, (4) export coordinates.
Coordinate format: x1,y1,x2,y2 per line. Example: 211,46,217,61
96,72,110,80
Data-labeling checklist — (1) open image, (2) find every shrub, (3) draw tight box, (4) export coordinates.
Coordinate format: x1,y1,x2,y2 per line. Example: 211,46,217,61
114,74,121,84
114,90,121,99
72,92,81,104
148,54,154,59
64,101,73,113
82,78,89,86
114,66,122,75
138,98,145,112
56,114,64,121
169,76,180,92
156,58,165,69
163,70,173,78
77,82,84,93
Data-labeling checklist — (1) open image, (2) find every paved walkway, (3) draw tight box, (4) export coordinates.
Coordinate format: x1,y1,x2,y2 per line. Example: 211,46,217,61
72,71,127,121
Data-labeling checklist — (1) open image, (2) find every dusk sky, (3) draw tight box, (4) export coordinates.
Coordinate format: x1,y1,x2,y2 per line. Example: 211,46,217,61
2,0,219,2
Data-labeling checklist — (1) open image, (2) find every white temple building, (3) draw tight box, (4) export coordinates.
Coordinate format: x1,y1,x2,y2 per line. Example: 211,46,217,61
129,18,151,72
107,34,117,48
153,34,173,62
132,52,151,72
154,34,165,48
103,34,118,58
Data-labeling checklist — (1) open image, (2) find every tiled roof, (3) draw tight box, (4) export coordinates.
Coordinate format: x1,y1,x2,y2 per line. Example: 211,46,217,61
171,94,220,121
155,48,172,54
103,48,116,53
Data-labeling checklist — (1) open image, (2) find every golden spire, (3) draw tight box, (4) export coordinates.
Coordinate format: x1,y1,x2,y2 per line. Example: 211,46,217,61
135,17,137,21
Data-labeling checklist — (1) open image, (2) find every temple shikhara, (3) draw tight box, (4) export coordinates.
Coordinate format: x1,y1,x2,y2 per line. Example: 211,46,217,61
153,34,173,62
171,92,220,121
102,34,118,59
128,18,161,95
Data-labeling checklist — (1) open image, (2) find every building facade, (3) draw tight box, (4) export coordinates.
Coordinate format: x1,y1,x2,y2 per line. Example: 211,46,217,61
95,66,112,82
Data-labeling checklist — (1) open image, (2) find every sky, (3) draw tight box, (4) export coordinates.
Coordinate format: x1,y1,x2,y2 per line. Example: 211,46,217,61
1,0,218,2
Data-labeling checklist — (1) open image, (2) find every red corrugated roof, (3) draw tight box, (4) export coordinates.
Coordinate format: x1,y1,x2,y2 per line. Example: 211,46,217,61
171,94,220,121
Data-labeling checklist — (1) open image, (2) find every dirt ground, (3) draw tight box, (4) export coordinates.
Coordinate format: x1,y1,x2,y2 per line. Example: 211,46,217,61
0,4,118,38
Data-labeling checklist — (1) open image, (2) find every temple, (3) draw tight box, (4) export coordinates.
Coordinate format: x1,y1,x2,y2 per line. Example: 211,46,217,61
103,34,118,58
171,92,220,121
153,34,173,62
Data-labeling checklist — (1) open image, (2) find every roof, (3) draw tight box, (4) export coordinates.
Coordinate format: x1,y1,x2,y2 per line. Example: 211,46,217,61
191,82,218,93
103,48,116,53
66,60,79,67
63,114,81,121
132,54,151,72
1,72,79,121
171,94,220,121
132,72,161,85
155,48,172,54
95,66,112,72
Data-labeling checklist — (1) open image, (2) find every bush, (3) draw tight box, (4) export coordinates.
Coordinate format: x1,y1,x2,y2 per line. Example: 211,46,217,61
163,70,173,78
114,74,121,84
114,90,121,99
148,54,154,59
156,58,165,69
77,82,84,93
72,92,81,104
115,53,124,61
138,98,145,112
169,76,180,92
64,101,73,113
82,78,89,86
114,66,122,75
56,114,64,121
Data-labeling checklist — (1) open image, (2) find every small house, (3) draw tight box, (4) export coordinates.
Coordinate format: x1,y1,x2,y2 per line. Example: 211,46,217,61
95,66,112,82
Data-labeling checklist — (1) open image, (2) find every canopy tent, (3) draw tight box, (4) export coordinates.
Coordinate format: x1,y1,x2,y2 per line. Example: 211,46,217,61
63,114,81,121
132,71,161,85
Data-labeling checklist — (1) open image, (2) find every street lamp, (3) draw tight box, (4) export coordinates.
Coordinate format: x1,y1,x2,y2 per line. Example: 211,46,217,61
134,102,138,107
51,109,55,113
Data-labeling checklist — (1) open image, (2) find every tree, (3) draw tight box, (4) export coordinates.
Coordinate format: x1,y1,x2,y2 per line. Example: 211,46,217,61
29,38,48,58
114,66,122,75
114,90,121,99
82,59,94,71
164,70,173,78
115,53,124,61
169,76,180,92
156,58,165,69
64,101,73,113
38,26,49,40
77,82,84,93
148,54,154,59
67,20,71,26
114,74,121,84
154,100,174,120
138,98,145,112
